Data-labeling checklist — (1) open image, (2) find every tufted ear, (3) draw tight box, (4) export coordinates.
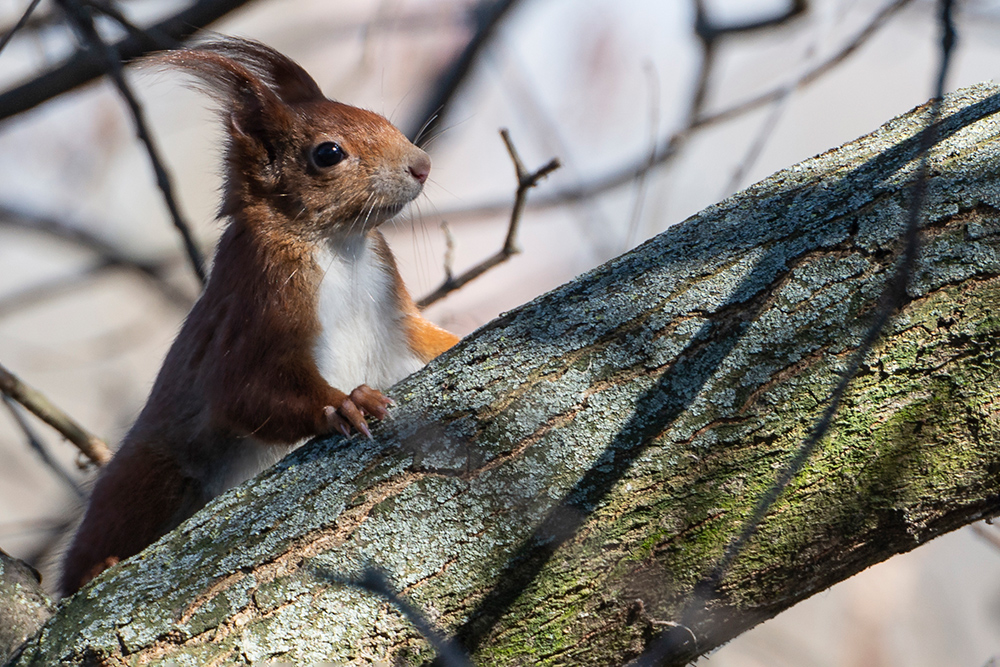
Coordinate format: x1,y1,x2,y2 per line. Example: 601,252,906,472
190,37,325,105
144,38,321,188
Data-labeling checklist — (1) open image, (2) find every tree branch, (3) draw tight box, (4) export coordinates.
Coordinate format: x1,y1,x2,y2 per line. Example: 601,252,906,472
0,362,111,466
0,203,195,312
13,82,1000,665
430,0,915,224
0,0,257,122
406,0,524,142
417,128,559,308
57,0,207,284
0,0,44,56
2,396,85,498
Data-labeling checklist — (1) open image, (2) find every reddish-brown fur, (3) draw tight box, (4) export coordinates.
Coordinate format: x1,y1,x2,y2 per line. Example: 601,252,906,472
60,38,458,596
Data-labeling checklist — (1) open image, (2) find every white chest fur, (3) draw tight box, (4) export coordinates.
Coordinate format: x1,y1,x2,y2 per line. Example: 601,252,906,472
311,234,424,391
203,235,423,498
203,238,423,497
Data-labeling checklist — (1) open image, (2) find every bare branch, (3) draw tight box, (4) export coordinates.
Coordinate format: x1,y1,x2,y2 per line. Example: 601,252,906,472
407,0,524,142
57,0,207,285
0,361,111,466
430,0,914,224
625,61,662,249
696,0,912,128
0,0,44,56
417,129,559,309
0,0,257,122
697,0,807,38
80,0,181,51
0,263,121,320
0,1,59,44
0,203,194,311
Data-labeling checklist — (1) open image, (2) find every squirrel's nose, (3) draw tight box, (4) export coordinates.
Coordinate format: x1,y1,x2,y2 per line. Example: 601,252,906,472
408,151,431,184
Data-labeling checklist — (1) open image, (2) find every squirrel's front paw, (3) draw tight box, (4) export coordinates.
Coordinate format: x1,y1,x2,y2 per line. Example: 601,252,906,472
323,385,392,439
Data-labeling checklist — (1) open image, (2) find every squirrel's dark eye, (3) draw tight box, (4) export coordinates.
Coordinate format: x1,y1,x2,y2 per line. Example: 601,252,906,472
313,141,346,168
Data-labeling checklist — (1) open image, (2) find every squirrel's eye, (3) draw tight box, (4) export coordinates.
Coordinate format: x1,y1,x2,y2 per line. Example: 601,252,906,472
313,141,346,168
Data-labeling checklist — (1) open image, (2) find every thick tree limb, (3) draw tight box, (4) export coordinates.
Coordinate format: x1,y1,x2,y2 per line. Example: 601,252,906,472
11,83,1000,665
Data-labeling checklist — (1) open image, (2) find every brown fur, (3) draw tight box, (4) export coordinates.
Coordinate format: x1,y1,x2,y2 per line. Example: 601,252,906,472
61,38,458,596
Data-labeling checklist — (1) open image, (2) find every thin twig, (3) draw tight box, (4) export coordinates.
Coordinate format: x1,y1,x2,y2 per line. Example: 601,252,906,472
721,13,826,196
440,220,456,283
80,0,180,51
633,1,956,663
0,0,44,56
0,361,112,466
695,0,911,128
417,129,560,309
0,203,195,311
697,0,807,37
311,565,473,667
0,0,58,44
722,96,787,197
429,0,914,225
2,396,85,498
57,0,207,285
625,60,662,249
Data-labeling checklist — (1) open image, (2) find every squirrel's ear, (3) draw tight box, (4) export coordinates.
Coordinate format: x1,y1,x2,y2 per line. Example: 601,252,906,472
193,37,324,105
144,42,295,177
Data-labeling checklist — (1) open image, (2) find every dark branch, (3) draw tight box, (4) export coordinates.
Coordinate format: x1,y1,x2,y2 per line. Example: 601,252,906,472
696,0,807,39
2,396,85,499
81,0,181,51
0,0,44,56
57,0,207,284
0,0,256,123
0,203,194,312
406,0,523,142
430,0,914,224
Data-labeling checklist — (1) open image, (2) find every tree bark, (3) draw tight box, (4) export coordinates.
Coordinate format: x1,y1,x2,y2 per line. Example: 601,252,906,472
0,551,53,665
10,82,1000,666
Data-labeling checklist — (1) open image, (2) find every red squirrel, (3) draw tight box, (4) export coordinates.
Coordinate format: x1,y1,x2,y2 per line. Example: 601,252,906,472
60,37,458,596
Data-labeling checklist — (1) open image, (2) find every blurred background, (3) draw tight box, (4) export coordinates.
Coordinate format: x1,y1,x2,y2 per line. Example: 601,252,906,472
0,0,999,664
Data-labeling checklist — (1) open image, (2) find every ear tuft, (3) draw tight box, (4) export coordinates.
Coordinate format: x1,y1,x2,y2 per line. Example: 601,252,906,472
141,36,325,113
191,37,325,105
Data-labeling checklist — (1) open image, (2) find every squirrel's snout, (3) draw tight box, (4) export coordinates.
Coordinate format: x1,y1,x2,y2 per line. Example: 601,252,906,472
408,151,431,184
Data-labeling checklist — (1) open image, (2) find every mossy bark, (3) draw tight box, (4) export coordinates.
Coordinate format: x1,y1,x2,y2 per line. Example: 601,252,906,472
10,83,1000,666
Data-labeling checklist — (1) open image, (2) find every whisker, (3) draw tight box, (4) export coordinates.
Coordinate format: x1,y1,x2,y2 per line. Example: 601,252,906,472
413,110,441,147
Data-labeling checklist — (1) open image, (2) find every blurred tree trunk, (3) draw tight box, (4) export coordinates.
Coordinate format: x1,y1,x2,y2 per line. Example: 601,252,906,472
9,83,1000,667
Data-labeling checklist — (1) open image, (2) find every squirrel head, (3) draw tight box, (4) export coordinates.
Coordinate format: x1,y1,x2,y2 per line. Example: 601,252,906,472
148,37,430,239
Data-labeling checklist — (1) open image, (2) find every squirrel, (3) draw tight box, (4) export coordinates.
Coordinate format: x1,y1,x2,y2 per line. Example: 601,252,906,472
60,37,458,596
